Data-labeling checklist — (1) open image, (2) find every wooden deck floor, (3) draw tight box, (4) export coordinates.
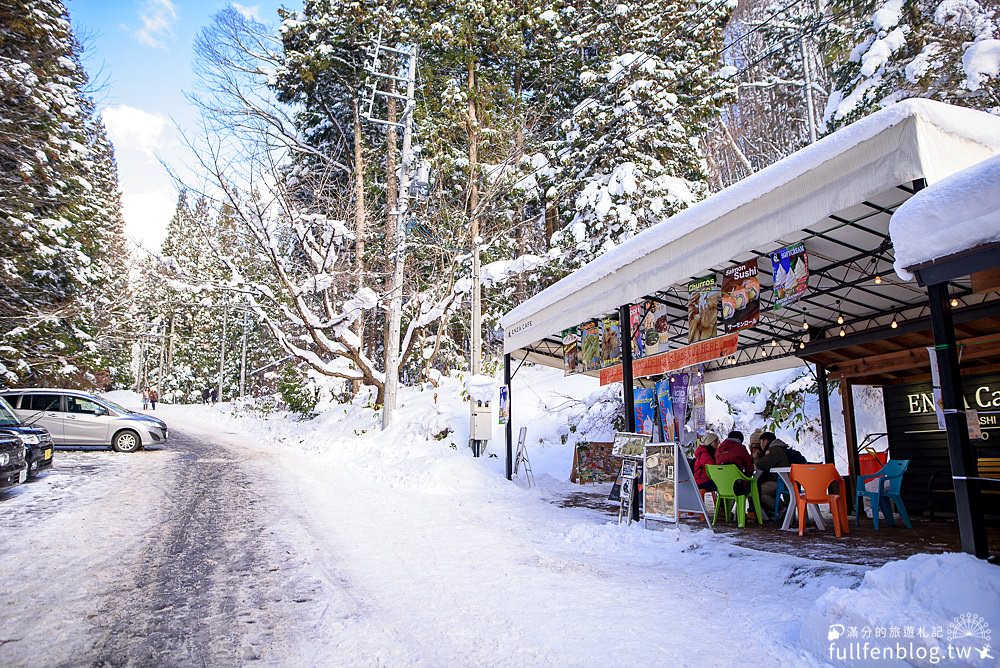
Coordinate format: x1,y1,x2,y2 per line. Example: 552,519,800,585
556,485,1000,567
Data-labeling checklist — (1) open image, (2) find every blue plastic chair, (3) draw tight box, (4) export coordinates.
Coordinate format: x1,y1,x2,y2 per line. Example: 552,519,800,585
855,459,912,529
773,476,790,523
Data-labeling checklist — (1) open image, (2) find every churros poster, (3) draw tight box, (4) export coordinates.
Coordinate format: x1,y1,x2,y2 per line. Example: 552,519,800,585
687,276,719,343
722,260,760,333
771,243,809,310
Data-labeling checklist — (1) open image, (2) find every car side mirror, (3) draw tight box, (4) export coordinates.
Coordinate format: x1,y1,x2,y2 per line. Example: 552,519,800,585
94,408,107,416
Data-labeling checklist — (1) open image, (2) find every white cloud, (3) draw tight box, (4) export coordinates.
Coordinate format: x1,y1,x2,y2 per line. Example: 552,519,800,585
122,190,177,251
133,0,177,48
102,104,169,159
232,3,261,20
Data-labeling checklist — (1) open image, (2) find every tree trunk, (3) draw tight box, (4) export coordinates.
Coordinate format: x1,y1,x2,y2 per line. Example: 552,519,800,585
352,96,367,339
467,58,482,376
383,90,399,374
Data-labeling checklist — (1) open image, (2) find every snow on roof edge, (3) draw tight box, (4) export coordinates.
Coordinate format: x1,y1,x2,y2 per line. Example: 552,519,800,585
891,153,1000,281
501,100,1000,335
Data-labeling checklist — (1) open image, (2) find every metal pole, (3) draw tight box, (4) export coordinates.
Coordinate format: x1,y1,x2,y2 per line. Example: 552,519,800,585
619,305,636,432
218,298,228,402
815,363,835,464
928,282,987,558
381,45,418,431
471,237,482,376
504,353,512,481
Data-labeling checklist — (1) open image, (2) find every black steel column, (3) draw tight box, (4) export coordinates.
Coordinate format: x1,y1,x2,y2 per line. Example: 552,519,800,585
504,353,513,481
816,364,836,464
928,282,988,558
619,304,636,432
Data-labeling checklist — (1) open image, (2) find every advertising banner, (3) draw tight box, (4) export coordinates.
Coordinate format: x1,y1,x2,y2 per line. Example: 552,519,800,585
687,276,720,343
771,242,809,309
599,333,739,385
562,327,579,375
722,260,760,333
689,368,706,443
600,317,621,369
634,387,656,436
669,373,691,444
579,321,601,371
655,379,675,443
498,385,509,424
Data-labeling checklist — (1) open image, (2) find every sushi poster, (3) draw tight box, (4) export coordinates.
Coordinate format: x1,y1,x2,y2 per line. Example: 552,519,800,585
687,276,720,344
722,260,760,333
600,317,622,368
579,321,601,371
655,379,675,443
634,387,656,436
771,242,809,310
562,327,579,375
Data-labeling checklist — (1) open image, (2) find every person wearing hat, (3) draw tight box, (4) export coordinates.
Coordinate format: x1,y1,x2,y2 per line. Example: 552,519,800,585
693,432,719,492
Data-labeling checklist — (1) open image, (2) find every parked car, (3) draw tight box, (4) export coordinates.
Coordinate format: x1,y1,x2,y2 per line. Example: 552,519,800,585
0,389,168,453
0,396,53,477
0,432,27,490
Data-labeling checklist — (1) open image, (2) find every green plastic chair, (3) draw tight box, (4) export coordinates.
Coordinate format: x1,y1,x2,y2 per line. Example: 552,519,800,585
706,464,764,528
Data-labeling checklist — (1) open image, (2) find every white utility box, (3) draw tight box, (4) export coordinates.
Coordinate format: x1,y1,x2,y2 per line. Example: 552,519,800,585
470,400,493,440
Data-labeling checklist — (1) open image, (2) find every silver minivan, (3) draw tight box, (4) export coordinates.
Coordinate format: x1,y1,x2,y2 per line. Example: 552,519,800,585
0,389,168,452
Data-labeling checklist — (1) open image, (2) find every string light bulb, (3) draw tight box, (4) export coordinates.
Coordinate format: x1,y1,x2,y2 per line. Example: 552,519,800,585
837,314,844,325
950,298,959,308
874,274,882,285
771,339,777,347
839,327,846,337
802,319,809,331
890,317,898,329
799,340,806,350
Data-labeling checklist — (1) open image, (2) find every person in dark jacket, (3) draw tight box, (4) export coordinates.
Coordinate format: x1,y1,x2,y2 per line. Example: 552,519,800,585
202,387,211,404
210,387,219,404
715,430,753,495
693,432,719,492
756,431,791,515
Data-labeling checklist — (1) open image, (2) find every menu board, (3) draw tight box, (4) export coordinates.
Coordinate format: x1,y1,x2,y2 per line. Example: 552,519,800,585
634,387,656,436
572,441,618,484
643,444,676,520
655,379,675,442
722,260,760,332
600,317,621,368
771,243,809,310
562,327,579,375
687,276,719,343
579,320,601,371
611,431,651,458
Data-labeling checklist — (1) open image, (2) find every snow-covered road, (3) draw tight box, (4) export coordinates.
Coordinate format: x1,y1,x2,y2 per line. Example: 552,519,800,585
3,398,992,667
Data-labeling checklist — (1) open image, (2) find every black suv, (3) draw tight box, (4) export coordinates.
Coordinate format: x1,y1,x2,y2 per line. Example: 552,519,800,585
0,432,27,491
0,396,53,477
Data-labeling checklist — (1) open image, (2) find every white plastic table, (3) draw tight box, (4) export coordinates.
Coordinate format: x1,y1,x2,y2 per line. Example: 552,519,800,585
771,467,826,532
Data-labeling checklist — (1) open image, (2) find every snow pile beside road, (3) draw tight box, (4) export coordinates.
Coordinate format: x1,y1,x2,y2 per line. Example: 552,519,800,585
800,552,1000,666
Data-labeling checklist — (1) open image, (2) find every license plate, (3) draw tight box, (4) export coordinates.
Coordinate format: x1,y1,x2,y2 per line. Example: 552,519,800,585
18,469,26,484
44,448,52,460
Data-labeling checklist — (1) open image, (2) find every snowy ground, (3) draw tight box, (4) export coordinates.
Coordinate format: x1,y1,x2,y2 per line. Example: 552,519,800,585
0,368,996,666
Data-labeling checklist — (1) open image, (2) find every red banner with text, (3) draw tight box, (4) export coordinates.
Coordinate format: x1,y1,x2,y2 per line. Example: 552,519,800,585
600,333,739,385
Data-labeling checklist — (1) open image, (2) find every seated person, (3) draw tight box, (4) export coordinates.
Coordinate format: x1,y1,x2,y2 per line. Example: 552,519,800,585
748,427,764,463
715,430,753,494
756,431,791,515
693,432,719,492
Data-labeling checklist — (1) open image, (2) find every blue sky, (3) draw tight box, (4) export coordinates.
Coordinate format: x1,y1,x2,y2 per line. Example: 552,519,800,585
70,0,286,251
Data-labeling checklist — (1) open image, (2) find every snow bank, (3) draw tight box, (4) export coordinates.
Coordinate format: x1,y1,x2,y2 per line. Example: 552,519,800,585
801,552,1000,667
891,154,1000,280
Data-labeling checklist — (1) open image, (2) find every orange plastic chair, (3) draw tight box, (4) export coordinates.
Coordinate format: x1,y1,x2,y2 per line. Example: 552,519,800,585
789,464,850,538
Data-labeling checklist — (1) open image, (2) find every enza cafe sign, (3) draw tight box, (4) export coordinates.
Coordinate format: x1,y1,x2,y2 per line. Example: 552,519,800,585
904,377,1000,440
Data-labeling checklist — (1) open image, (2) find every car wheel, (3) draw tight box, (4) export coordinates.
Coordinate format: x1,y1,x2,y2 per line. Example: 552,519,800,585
112,430,142,453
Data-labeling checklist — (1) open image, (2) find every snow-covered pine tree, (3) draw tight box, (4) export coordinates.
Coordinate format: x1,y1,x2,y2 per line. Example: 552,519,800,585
0,0,134,387
548,0,736,268
824,0,1000,130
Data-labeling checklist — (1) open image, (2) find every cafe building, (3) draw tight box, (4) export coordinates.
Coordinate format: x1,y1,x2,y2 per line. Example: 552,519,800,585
498,99,1000,558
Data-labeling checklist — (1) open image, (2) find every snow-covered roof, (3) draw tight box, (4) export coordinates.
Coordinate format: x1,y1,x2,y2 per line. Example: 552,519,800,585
501,99,1000,355
891,154,1000,281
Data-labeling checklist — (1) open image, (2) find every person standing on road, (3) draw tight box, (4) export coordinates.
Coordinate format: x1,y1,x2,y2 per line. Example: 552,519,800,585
142,387,149,410
202,387,210,404
149,388,158,410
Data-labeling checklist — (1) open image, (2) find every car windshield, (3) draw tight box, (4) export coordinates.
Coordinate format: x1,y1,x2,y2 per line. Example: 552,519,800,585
99,397,133,415
0,397,21,427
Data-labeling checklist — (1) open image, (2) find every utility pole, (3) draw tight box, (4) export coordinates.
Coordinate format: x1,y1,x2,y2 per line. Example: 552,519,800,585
218,297,228,403
365,37,418,430
239,308,248,398
157,324,165,399
800,33,817,144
